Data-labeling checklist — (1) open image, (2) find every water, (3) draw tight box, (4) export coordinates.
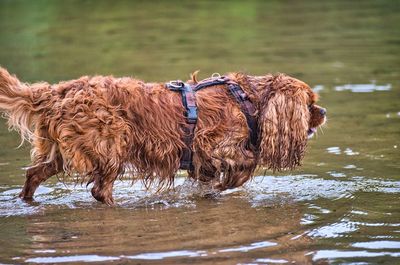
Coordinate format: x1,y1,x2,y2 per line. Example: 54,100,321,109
0,0,399,264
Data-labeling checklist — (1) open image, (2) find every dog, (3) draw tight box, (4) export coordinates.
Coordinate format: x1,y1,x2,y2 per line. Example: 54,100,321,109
0,67,326,205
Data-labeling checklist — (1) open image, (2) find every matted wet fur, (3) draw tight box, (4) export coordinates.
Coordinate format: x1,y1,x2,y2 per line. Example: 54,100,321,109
0,67,326,205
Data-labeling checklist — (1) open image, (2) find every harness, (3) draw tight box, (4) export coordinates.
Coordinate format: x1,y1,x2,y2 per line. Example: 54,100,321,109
166,75,258,170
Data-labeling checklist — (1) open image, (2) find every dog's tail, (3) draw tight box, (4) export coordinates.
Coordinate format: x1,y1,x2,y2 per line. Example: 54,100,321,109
0,67,44,144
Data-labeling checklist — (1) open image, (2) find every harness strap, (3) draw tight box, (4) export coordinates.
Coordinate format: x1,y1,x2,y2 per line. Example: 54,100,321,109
194,77,259,149
166,76,258,170
193,76,227,90
180,123,195,170
166,81,197,170
226,82,258,148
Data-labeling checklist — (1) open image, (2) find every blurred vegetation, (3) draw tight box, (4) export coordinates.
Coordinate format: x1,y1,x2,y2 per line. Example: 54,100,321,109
0,0,399,84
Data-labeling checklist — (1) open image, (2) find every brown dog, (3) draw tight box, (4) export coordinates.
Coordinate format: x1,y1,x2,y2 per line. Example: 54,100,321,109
0,68,326,205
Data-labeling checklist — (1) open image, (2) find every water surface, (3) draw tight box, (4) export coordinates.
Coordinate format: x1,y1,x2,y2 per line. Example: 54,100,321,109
0,0,399,264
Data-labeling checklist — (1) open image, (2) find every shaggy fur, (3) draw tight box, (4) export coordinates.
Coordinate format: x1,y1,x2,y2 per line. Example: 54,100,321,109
0,67,326,205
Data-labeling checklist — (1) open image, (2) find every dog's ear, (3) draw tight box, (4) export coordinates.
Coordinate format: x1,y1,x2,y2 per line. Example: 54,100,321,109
257,75,310,171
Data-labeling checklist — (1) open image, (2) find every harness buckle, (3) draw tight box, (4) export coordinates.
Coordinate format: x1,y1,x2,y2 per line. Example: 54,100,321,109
239,92,248,101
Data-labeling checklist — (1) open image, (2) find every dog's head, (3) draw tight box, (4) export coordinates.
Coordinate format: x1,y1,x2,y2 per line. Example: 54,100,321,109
257,74,326,171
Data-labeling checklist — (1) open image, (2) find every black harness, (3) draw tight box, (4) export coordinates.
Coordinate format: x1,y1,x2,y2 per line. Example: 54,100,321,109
166,75,258,170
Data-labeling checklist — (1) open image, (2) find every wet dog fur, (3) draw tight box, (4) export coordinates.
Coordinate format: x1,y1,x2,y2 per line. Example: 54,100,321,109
0,68,326,205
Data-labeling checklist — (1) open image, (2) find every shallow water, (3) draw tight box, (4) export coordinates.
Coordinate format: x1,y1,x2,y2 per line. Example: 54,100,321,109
0,0,399,264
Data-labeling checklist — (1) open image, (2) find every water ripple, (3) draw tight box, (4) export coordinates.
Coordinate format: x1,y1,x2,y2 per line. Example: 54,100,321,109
26,255,120,263
1,175,399,217
218,241,277,253
125,250,206,260
313,250,400,261
352,241,400,250
335,83,391,93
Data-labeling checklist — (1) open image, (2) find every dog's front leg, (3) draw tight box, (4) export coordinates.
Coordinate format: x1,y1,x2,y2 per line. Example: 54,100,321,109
90,171,118,206
213,153,257,191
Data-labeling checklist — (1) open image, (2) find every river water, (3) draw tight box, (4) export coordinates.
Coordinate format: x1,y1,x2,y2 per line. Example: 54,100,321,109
0,1,399,264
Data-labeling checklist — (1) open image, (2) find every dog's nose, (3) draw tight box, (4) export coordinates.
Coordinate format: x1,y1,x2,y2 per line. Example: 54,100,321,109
320,108,327,116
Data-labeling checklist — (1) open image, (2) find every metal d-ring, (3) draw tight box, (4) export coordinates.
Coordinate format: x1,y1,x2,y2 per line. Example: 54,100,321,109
168,80,184,89
211,72,226,83
211,73,221,79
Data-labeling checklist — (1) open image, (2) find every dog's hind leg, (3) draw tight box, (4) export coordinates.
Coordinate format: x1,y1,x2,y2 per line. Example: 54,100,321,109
19,155,63,200
19,126,64,200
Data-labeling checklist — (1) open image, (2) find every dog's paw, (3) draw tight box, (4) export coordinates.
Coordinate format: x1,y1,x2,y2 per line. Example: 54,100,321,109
18,191,34,202
91,187,115,206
